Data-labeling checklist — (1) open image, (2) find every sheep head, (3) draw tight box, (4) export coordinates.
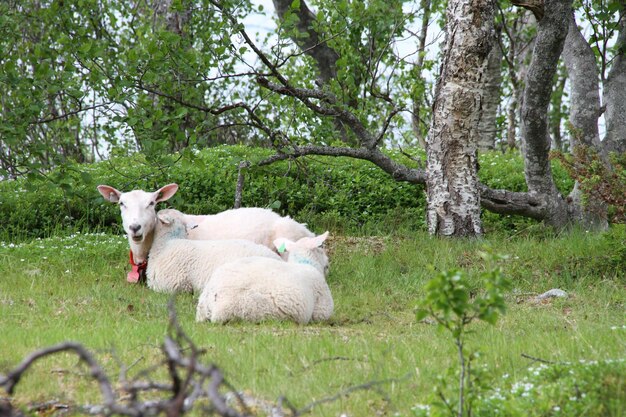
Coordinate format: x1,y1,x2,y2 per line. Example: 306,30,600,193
97,183,179,263
155,209,195,240
273,231,330,275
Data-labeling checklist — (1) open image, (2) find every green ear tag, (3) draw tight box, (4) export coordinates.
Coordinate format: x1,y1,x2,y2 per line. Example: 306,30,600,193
277,243,286,254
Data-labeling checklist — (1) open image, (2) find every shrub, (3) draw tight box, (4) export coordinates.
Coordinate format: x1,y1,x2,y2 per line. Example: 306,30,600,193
472,359,626,417
552,147,626,223
1,147,568,240
0,146,428,239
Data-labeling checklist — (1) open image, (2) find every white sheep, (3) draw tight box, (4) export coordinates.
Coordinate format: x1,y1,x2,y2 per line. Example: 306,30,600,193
146,210,281,293
195,232,333,324
96,183,328,280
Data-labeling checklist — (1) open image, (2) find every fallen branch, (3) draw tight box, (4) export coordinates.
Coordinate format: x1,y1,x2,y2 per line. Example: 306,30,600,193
520,353,556,365
0,301,250,417
0,300,407,416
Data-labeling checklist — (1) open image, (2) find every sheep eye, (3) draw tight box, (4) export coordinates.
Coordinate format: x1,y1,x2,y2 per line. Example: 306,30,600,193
119,202,126,208
148,201,155,207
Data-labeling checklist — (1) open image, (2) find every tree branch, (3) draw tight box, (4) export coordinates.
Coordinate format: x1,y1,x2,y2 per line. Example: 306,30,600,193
258,144,426,184
0,342,139,417
510,0,544,21
478,184,546,219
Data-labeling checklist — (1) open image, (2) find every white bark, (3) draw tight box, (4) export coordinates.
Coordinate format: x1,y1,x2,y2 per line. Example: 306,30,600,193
425,0,494,237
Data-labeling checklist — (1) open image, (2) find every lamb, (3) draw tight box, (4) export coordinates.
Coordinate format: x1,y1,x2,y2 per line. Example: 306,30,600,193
146,210,281,293
196,232,333,324
96,183,328,281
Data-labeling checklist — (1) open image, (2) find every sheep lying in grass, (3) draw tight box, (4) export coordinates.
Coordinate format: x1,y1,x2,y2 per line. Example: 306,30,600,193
97,183,327,281
196,232,333,324
147,210,281,293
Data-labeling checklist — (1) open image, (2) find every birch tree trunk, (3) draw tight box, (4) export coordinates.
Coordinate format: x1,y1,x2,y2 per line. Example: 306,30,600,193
425,0,494,237
503,10,535,150
520,0,572,228
562,10,608,229
562,11,602,151
477,28,503,151
603,10,626,154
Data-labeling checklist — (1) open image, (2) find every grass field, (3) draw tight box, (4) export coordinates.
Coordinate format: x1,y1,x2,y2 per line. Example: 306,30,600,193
0,226,624,416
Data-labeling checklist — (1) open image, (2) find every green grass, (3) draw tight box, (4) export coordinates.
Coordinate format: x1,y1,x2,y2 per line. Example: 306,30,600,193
0,227,624,416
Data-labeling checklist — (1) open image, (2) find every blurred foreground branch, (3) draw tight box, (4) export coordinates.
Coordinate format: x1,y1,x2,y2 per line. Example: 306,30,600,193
0,301,252,417
0,301,403,416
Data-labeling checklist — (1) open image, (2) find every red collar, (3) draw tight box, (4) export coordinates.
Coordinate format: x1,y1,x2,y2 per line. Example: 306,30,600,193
128,250,148,284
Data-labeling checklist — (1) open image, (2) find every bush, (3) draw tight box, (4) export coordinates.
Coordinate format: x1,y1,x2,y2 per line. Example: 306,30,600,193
0,146,428,239
473,359,626,417
0,147,567,240
553,147,626,223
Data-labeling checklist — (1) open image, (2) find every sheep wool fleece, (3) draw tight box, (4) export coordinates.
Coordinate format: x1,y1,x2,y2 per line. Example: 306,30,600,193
146,239,281,293
196,256,334,324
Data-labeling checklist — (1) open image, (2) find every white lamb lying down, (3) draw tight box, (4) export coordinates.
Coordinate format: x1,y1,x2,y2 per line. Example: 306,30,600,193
146,210,281,293
196,232,333,324
157,208,329,275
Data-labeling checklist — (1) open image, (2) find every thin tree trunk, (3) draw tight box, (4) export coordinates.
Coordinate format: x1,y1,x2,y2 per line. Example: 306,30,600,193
501,9,535,151
477,26,503,151
562,11,603,151
272,0,360,144
456,339,465,417
152,0,194,152
425,0,494,237
550,72,567,151
562,10,608,229
519,0,572,228
506,94,518,150
272,0,339,84
603,10,626,154
412,0,432,148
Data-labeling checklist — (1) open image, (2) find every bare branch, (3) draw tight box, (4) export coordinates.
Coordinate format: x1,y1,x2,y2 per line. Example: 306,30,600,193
257,144,426,184
520,353,556,365
478,184,545,219
0,341,139,417
33,102,115,124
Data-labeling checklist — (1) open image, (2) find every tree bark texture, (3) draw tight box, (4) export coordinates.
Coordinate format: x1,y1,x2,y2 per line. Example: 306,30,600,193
561,11,608,229
550,73,567,151
562,11,602,151
602,11,626,154
503,11,536,150
425,0,494,237
519,0,572,228
477,29,503,151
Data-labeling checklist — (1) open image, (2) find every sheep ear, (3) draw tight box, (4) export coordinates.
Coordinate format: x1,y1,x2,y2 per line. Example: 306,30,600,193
97,185,122,203
155,183,179,202
311,231,329,247
295,231,329,249
273,238,292,253
157,213,172,225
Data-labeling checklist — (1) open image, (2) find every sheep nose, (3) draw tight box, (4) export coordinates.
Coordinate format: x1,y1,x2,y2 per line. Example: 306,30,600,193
129,224,142,234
